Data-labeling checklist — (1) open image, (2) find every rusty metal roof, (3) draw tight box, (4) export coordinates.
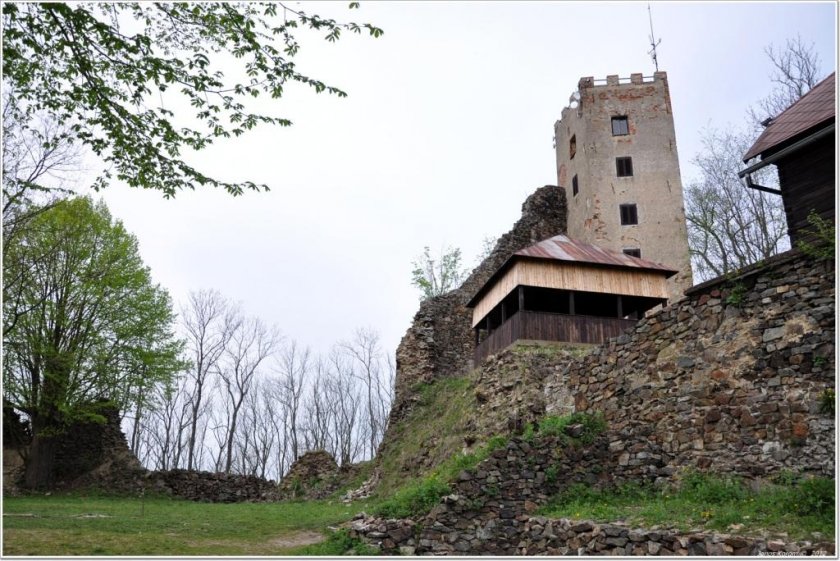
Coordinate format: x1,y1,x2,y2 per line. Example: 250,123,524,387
466,235,678,308
514,235,678,273
743,72,836,161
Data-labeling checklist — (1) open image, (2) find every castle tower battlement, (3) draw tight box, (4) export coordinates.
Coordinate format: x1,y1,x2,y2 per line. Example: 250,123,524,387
554,71,692,300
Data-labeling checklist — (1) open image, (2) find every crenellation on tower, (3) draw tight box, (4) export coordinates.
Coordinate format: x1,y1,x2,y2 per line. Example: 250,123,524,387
555,71,692,300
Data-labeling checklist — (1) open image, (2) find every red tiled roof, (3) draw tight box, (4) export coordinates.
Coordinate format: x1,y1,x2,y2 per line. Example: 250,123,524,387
466,235,677,308
743,72,836,161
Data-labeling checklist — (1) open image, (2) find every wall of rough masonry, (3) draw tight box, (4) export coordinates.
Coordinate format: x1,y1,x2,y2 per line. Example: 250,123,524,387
277,450,363,500
390,185,567,422
23,408,286,503
351,513,832,556
52,407,142,486
349,436,833,556
544,249,835,480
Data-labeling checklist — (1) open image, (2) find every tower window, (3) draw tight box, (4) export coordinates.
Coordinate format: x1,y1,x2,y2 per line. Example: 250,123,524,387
623,248,641,258
572,174,579,196
569,135,576,159
616,157,633,177
611,116,629,136
620,204,638,225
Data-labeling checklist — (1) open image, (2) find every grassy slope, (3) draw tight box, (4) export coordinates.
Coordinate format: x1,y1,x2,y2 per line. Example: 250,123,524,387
374,342,589,497
376,375,477,497
3,494,374,556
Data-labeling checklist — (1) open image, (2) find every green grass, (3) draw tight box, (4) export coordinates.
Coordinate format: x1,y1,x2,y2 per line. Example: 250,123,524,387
374,434,508,519
539,473,834,541
3,492,375,556
376,375,477,496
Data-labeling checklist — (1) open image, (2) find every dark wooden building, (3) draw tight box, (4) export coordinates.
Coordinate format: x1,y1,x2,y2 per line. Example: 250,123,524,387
739,72,835,244
466,235,677,364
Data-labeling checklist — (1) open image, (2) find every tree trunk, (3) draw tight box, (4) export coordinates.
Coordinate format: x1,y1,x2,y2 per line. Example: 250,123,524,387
24,430,58,489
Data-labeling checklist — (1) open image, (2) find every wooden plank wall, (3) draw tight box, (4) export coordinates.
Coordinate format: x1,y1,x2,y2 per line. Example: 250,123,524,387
777,136,835,244
473,311,636,363
472,261,670,327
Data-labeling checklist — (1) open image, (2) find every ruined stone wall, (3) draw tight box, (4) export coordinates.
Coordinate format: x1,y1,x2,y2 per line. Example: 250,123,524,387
33,409,287,503
545,249,835,480
350,435,832,556
390,185,567,422
352,513,831,556
38,406,139,488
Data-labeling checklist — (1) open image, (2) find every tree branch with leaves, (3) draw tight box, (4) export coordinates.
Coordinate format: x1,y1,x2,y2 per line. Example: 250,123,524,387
2,2,383,197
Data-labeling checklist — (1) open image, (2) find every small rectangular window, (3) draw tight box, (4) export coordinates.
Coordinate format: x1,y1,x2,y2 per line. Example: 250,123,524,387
612,116,629,136
569,135,576,159
572,174,579,196
616,157,633,177
622,248,641,258
620,204,638,225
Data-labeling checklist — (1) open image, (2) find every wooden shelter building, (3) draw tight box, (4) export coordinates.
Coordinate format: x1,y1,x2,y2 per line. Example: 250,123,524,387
467,235,677,364
739,72,835,244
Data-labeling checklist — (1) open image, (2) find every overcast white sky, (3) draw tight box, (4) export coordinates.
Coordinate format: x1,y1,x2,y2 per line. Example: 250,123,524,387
89,1,836,359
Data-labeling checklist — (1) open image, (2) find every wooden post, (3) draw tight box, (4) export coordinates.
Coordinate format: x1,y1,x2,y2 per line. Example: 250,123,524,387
474,327,480,346
501,301,506,324
569,291,576,315
518,286,525,313
617,295,623,318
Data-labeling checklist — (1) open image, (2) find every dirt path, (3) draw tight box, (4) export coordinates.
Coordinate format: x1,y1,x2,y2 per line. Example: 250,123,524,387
268,530,326,548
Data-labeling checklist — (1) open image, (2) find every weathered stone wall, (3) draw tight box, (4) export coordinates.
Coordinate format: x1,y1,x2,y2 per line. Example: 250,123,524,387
390,185,567,422
53,407,143,486
148,470,283,502
545,249,835,480
350,436,832,556
71,463,286,503
35,409,289,503
277,449,362,500
351,513,832,556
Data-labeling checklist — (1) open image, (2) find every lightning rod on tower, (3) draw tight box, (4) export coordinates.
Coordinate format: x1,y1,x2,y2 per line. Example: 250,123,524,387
647,4,661,72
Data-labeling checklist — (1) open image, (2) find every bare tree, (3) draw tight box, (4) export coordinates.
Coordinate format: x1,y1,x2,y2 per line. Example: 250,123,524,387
685,128,789,281
686,37,822,281
217,315,279,473
300,358,333,454
180,290,233,471
236,380,277,479
748,35,823,129
274,340,310,462
2,91,83,240
144,376,191,471
325,349,364,465
338,328,393,459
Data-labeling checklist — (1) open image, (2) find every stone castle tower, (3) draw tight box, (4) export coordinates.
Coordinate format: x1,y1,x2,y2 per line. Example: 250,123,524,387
554,71,692,300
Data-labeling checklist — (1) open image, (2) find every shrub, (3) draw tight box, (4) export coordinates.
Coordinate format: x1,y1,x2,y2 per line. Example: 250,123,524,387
796,210,835,261
679,471,748,504
537,411,607,445
772,469,801,487
819,389,835,415
299,529,379,556
545,465,559,485
792,477,835,518
725,282,747,306
374,476,450,519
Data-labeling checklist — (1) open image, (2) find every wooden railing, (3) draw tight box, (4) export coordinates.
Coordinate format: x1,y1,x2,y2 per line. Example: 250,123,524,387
474,310,637,364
